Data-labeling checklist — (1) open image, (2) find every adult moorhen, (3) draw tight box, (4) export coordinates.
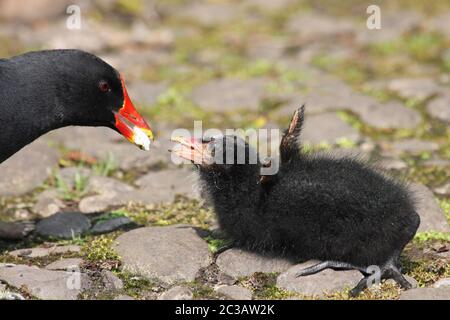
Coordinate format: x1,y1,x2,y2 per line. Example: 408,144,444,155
171,106,420,296
0,49,154,163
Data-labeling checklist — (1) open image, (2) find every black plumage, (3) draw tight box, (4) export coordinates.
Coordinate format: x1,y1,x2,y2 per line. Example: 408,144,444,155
0,49,153,164
172,106,420,296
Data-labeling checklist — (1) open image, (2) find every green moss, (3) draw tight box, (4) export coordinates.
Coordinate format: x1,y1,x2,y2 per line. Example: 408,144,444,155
188,282,218,299
82,235,121,266
116,0,143,15
117,271,163,299
258,284,296,300
239,272,297,299
438,198,450,223
324,281,402,300
203,235,232,254
403,257,450,287
0,250,81,268
52,169,89,201
336,111,364,131
92,153,118,177
92,210,129,225
414,232,450,243
120,196,216,229
302,142,332,153
405,33,446,63
369,32,447,64
405,165,450,187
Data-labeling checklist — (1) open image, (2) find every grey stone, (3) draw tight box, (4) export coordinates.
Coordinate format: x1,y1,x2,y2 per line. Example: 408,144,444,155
217,272,236,286
425,12,450,37
0,0,72,22
388,78,442,101
158,286,193,300
0,140,58,196
101,270,124,291
288,12,355,40
135,169,200,200
35,212,91,239
191,78,268,112
129,23,174,48
356,11,421,44
356,102,421,129
78,189,149,213
433,278,450,288
215,285,252,300
377,158,408,171
102,50,171,79
301,113,360,145
175,3,238,26
434,183,450,196
33,189,65,218
279,90,368,116
91,217,134,235
381,139,440,156
9,245,81,258
400,287,450,300
128,82,167,107
244,0,296,11
44,124,116,149
216,249,294,278
35,20,113,52
0,221,33,240
0,291,25,300
276,261,362,296
45,127,171,172
406,275,419,289
115,225,211,283
427,95,450,123
422,159,450,167
114,294,135,300
118,135,174,171
411,184,450,233
79,193,122,214
45,258,83,271
87,176,134,195
0,264,90,300
246,36,287,60
79,169,199,212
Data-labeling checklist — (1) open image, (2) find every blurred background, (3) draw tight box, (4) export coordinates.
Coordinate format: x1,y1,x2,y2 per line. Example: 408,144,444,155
0,0,449,227
0,0,449,300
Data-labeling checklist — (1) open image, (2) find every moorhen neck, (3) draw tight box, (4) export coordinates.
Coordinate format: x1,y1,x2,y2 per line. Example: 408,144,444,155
0,49,154,163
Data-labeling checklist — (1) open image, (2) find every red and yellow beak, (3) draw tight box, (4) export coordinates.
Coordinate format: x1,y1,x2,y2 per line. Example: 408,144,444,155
114,75,154,151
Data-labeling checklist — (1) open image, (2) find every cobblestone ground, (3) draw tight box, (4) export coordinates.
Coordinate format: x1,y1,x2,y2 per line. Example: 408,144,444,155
0,0,449,300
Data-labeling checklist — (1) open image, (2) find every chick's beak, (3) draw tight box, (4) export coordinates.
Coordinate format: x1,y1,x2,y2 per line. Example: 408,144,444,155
114,75,154,151
170,136,212,164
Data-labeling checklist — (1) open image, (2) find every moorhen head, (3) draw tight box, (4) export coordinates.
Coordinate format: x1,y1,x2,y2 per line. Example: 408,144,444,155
0,49,154,163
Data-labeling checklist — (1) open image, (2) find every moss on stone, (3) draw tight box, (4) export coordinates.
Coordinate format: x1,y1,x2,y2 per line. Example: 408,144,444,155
81,235,121,266
119,196,216,229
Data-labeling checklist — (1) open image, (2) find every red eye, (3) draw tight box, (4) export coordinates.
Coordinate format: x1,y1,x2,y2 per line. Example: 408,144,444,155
99,81,110,93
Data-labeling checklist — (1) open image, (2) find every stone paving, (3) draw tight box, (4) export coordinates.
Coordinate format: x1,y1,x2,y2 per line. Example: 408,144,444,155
0,0,449,300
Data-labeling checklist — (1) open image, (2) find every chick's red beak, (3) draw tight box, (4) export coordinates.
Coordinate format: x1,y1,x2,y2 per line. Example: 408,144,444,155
170,136,213,165
114,75,154,150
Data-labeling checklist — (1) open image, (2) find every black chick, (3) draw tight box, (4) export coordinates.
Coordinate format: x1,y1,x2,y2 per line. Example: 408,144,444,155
172,106,420,296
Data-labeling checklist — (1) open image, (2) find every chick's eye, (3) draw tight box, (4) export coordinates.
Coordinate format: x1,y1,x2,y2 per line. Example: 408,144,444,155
99,81,110,93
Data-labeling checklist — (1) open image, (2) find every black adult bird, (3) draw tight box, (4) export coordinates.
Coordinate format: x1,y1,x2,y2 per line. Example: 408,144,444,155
172,106,420,296
0,49,154,164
